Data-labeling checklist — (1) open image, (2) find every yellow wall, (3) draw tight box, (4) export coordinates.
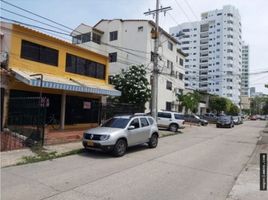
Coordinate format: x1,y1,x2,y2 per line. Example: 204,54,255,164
5,23,109,85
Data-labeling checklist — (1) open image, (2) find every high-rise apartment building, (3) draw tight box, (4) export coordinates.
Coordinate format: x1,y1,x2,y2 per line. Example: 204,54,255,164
241,42,249,96
170,5,242,104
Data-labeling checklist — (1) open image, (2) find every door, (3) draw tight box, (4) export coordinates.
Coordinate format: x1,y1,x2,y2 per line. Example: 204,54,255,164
127,118,142,146
139,117,151,142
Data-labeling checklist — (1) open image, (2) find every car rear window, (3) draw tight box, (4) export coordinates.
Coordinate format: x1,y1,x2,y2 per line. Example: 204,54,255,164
147,117,155,125
140,117,149,127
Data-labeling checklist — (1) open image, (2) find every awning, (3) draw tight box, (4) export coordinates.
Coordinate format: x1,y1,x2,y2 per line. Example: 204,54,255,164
10,68,121,96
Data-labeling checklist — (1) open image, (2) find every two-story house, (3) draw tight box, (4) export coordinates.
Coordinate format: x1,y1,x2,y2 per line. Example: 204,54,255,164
0,22,120,135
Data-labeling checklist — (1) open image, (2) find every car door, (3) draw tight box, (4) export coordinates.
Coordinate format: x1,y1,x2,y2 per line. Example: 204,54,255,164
127,118,142,146
139,117,151,142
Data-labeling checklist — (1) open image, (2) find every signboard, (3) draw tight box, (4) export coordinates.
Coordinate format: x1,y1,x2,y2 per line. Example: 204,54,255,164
83,101,91,109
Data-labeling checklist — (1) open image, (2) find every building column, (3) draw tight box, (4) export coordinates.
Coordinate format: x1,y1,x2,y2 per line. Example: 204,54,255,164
60,93,66,130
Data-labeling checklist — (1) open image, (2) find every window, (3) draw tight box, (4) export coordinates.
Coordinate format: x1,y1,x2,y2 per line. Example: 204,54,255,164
138,26,143,32
166,102,172,111
66,53,105,79
129,118,140,129
179,73,183,80
140,118,149,127
72,33,91,44
109,31,118,41
147,117,154,125
182,29,190,32
168,41,173,51
166,81,172,90
174,114,184,120
21,40,58,66
158,112,171,118
92,33,101,44
179,58,183,66
109,52,117,62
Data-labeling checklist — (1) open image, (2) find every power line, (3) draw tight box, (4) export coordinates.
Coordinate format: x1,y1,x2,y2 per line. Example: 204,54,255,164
174,0,191,22
182,0,198,20
1,8,71,34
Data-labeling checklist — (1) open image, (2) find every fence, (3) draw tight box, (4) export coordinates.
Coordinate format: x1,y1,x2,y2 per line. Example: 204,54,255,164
1,97,46,151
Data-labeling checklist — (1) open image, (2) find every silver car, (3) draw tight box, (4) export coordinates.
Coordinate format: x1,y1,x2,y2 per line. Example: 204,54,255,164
82,115,159,157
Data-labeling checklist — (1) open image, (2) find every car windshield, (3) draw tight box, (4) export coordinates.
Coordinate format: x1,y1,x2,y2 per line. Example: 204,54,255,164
101,118,130,128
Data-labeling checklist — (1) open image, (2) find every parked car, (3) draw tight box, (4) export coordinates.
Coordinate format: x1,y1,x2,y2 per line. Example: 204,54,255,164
232,116,243,125
183,114,208,126
260,115,266,120
82,114,159,157
201,113,218,123
249,115,257,120
157,111,185,132
216,115,234,128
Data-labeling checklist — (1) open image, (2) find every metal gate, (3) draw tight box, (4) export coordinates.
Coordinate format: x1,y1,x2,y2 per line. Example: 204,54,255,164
4,97,46,150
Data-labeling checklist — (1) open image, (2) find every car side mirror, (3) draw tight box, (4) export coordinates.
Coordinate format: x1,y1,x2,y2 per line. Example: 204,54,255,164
128,125,135,130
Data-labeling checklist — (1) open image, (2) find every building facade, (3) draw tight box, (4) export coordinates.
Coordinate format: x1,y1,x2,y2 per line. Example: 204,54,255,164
72,19,185,112
0,22,120,131
170,5,242,105
241,42,249,96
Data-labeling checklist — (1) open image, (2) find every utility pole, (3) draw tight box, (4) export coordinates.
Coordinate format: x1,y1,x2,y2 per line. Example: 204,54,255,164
144,1,171,120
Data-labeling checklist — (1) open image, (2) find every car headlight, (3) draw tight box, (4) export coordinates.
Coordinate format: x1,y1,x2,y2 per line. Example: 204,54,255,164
100,135,110,141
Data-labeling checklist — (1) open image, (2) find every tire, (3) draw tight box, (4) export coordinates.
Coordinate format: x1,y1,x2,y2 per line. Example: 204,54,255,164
112,139,127,157
148,133,158,148
169,124,178,132
216,124,220,128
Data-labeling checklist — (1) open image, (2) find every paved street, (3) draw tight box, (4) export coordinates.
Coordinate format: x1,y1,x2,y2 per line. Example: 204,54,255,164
1,121,266,200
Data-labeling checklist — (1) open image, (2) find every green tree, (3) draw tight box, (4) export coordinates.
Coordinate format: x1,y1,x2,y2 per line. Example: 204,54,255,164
209,96,229,114
110,65,151,110
227,104,240,115
177,91,200,114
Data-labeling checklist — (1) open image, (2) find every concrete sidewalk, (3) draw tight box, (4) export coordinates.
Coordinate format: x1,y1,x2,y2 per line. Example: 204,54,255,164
1,129,185,168
226,127,268,200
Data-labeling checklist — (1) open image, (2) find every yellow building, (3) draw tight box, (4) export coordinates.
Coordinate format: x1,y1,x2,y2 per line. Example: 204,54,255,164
0,22,120,134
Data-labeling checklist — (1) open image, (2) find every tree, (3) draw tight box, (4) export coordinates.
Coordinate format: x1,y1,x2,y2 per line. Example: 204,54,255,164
209,96,229,114
177,91,200,114
110,65,151,110
227,104,240,115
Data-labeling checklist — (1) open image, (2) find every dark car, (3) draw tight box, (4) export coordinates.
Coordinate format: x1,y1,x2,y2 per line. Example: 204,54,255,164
216,115,234,128
201,113,218,123
183,114,208,126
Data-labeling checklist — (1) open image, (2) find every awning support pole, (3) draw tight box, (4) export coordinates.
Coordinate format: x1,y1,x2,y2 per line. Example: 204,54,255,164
60,93,66,130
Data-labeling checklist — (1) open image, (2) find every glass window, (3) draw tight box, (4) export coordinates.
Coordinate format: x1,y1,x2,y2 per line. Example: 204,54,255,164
110,31,118,41
179,58,183,66
166,81,172,90
129,118,140,129
102,118,130,128
109,52,117,62
148,117,154,125
158,112,172,118
140,118,149,127
21,40,58,66
168,41,173,51
66,53,105,80
174,114,184,120
92,33,101,44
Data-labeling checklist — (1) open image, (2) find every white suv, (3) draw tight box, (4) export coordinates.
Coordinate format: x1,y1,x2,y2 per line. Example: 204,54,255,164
157,111,185,132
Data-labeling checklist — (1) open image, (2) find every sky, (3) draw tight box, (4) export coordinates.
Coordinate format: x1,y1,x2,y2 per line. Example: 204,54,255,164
1,0,268,94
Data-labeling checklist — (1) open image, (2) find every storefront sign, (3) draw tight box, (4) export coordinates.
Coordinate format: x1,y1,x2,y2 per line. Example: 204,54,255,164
83,101,91,109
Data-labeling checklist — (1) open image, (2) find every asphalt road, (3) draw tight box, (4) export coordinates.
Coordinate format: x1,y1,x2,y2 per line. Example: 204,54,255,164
1,121,266,200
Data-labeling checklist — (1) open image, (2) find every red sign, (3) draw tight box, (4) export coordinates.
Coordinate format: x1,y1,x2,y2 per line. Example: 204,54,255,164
83,102,91,109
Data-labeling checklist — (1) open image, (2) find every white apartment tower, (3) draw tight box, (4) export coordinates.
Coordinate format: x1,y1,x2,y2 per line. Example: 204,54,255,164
241,42,249,96
72,19,185,112
170,5,242,104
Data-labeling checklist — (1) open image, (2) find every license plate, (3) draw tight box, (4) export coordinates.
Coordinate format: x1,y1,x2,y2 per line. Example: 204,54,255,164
87,140,94,146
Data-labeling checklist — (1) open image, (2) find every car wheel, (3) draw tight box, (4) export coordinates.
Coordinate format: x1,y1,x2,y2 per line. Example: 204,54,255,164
112,139,127,157
169,124,178,132
216,124,220,128
148,133,158,148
